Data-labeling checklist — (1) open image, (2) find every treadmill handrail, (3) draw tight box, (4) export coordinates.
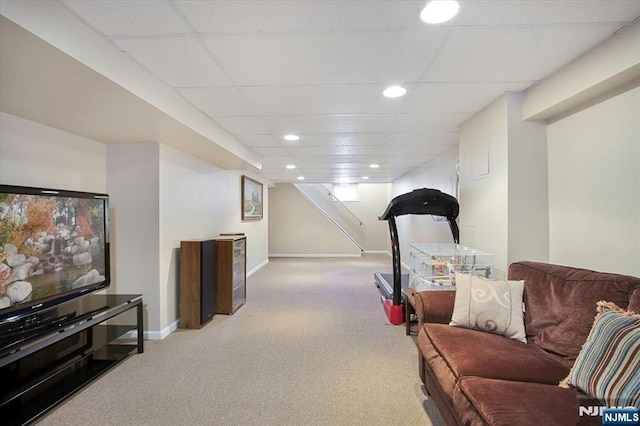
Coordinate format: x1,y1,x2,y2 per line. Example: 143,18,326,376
379,188,459,221
378,188,460,308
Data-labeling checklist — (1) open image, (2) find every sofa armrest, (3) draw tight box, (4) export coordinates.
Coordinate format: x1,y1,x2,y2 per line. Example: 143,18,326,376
414,290,456,329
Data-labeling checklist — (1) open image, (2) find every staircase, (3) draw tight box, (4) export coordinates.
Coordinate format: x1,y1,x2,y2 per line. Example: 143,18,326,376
293,183,366,251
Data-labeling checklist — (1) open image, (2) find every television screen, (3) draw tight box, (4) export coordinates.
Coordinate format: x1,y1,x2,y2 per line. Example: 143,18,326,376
0,185,110,325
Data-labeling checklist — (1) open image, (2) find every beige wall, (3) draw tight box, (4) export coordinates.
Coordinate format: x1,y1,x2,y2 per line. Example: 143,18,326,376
337,183,391,252
158,144,268,332
547,86,640,276
458,97,510,274
268,184,360,256
107,144,270,337
506,95,549,266
106,143,161,332
454,22,638,277
0,112,270,338
0,111,106,191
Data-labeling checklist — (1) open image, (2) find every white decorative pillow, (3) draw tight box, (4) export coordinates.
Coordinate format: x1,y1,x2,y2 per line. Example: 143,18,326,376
450,272,527,343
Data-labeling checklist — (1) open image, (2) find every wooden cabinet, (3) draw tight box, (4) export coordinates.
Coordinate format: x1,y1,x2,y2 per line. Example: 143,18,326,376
215,236,246,314
179,239,217,329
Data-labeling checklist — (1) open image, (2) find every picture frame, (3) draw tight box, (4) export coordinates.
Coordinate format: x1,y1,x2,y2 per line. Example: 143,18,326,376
241,175,263,220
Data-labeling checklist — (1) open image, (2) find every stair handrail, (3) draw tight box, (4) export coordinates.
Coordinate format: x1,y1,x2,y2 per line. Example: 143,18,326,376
322,187,365,226
293,183,365,251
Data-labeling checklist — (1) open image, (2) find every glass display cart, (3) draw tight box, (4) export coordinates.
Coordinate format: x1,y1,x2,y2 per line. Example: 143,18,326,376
409,243,495,292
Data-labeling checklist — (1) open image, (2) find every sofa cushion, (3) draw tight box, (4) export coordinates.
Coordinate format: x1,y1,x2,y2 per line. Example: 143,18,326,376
508,261,640,366
450,273,526,343
453,376,601,426
560,301,640,407
417,323,569,399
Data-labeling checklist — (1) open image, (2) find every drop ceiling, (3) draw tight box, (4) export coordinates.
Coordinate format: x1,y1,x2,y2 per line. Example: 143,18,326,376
1,1,639,183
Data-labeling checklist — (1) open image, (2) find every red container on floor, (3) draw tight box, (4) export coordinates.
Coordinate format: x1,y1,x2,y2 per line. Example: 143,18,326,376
384,299,404,325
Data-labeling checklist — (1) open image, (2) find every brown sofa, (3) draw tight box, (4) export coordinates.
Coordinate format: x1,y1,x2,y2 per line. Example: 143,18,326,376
414,261,640,426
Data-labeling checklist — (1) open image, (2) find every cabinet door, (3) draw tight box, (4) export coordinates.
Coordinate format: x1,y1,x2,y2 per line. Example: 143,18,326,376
200,240,216,323
232,239,246,301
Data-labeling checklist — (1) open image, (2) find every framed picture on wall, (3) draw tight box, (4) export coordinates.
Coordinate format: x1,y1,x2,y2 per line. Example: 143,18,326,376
242,175,263,220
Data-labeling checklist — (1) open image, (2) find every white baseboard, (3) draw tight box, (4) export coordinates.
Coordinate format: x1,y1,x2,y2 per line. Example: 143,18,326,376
268,253,362,258
148,320,178,340
363,250,391,255
125,319,178,341
248,258,269,277
401,260,411,272
134,261,268,341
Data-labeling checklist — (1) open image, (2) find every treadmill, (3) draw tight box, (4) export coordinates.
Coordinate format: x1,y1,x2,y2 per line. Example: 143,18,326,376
376,188,460,324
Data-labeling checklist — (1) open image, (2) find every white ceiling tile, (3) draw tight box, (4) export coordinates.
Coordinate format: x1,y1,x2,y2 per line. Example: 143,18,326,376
263,115,397,134
261,157,304,165
35,1,640,184
392,114,472,132
179,87,254,117
285,145,374,156
403,82,532,113
201,29,446,85
115,37,231,87
237,134,282,147
424,25,624,82
285,155,419,166
176,1,426,33
213,117,271,135
292,133,386,146
383,132,459,146
287,144,454,157
456,1,640,26
251,146,289,156
62,0,191,36
241,84,407,116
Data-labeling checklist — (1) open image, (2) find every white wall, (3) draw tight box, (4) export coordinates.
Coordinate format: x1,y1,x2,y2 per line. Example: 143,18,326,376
158,144,269,332
336,183,391,252
458,94,548,275
0,112,106,191
458,97,510,274
547,86,640,276
106,143,161,332
108,143,270,337
1,112,270,338
507,95,549,265
391,146,460,268
268,182,389,255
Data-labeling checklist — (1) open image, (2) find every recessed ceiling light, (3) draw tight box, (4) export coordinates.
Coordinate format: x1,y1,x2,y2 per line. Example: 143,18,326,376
369,164,380,168
420,0,460,24
383,85,407,98
286,164,296,169
284,134,300,141
297,176,305,180
362,176,369,180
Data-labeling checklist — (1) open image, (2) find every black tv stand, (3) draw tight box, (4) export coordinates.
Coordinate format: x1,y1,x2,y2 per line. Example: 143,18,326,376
0,294,144,425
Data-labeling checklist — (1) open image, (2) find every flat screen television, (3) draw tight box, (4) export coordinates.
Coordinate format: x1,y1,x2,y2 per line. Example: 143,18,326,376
0,185,110,344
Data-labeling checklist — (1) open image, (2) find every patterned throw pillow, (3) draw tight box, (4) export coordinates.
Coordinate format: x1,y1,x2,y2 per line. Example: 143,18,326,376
559,301,640,407
449,272,526,343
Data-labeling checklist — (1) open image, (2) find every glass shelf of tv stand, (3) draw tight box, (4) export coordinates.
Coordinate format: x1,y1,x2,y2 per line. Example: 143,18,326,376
0,294,143,363
408,243,495,292
0,294,143,425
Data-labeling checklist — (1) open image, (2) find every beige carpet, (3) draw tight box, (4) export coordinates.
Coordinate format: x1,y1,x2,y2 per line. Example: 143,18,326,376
37,255,445,426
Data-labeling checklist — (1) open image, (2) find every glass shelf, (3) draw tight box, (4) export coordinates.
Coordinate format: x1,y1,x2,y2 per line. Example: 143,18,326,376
409,243,494,291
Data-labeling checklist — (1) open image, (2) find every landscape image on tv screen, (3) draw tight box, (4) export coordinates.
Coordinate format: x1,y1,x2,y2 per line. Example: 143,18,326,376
0,190,108,313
